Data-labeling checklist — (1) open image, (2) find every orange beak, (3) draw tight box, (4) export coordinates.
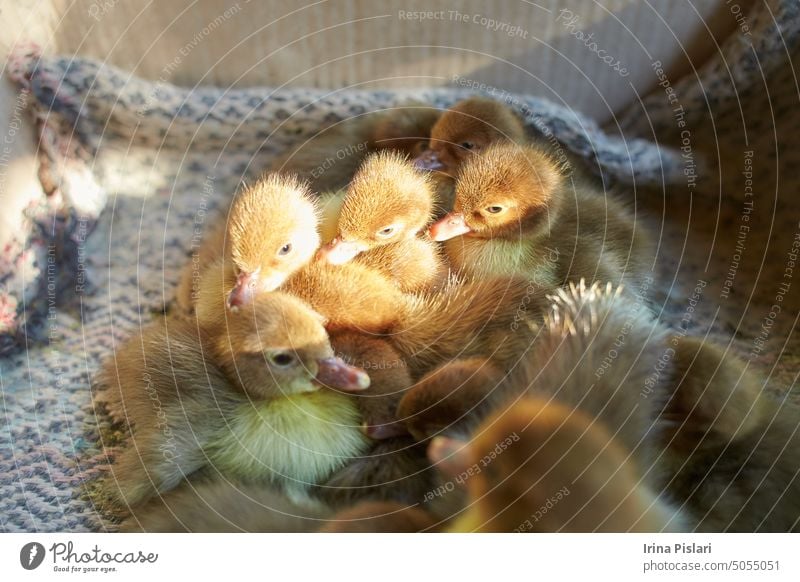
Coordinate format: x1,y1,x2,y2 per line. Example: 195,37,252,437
317,237,367,265
428,213,472,241
413,149,445,172
227,271,258,310
314,357,371,392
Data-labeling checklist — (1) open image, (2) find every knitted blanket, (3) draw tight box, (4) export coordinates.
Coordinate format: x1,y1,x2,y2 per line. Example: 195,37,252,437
1,0,798,531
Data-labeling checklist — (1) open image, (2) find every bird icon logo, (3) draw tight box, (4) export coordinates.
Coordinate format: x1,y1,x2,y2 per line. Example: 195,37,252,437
19,542,46,570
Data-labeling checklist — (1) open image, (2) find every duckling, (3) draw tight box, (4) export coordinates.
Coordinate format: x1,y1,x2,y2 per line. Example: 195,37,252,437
429,143,650,288
271,103,441,193
414,97,526,177
175,173,320,313
390,275,549,378
317,151,447,292
120,480,329,532
438,399,686,532
94,291,371,508
656,337,800,532
397,358,505,441
329,331,412,439
306,331,439,508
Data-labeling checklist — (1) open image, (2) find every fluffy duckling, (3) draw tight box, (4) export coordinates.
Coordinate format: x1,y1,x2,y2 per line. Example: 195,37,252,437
438,399,686,532
657,337,800,532
271,103,441,193
94,291,370,508
120,480,329,532
317,151,447,292
414,97,526,176
397,358,504,441
309,332,440,510
429,143,649,288
329,331,412,439
175,173,320,313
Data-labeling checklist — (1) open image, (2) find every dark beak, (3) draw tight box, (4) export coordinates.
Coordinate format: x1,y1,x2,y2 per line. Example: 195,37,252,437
413,149,445,172
315,357,371,392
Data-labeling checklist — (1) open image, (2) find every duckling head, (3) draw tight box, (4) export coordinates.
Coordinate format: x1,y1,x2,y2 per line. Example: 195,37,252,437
216,291,370,399
318,151,434,265
227,174,320,309
414,97,526,176
370,104,442,158
429,143,565,242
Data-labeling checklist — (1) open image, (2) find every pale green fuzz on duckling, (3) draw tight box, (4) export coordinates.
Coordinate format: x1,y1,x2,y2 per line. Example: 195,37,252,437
207,390,370,491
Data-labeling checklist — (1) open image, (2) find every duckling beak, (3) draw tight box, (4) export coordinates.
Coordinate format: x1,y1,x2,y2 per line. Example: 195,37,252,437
317,238,367,265
413,149,445,172
227,272,258,310
428,213,472,241
314,357,371,392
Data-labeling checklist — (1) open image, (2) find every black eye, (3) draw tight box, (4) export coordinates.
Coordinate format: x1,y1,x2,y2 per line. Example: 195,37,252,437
460,142,475,150
277,243,293,256
486,206,504,214
376,226,395,238
270,352,296,367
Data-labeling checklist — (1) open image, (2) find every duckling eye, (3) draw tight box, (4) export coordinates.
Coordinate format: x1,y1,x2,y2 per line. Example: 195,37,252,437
269,352,296,368
486,205,505,214
277,243,293,256
460,141,475,151
376,226,396,238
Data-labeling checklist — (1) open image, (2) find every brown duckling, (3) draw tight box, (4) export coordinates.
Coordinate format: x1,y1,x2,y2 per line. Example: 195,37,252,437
317,151,447,292
429,143,649,288
175,173,320,313
414,97,526,177
438,399,686,532
397,358,505,441
94,291,370,508
120,480,329,532
271,103,441,193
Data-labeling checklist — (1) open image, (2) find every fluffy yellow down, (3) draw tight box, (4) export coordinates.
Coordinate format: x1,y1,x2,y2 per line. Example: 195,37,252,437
208,390,369,491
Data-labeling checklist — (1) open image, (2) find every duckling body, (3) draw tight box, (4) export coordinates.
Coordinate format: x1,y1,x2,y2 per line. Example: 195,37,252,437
94,292,370,508
208,390,368,491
